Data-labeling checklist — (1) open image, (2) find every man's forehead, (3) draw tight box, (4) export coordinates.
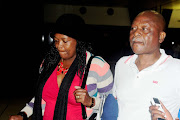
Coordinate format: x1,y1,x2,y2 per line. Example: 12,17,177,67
132,11,165,31
135,12,159,21
132,15,158,27
138,10,160,16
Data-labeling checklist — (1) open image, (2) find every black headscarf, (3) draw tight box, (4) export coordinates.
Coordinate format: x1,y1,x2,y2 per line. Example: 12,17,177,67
50,14,86,42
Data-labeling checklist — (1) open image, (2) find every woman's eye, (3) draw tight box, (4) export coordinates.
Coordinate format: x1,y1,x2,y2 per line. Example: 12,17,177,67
54,39,58,42
63,40,68,43
54,38,69,43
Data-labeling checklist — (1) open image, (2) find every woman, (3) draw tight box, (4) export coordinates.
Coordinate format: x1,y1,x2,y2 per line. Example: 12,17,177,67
9,14,113,120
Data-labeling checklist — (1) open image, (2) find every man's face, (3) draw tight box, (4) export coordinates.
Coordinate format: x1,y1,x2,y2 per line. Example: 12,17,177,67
129,14,162,55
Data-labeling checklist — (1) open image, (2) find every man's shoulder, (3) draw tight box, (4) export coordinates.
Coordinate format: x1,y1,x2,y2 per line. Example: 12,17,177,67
167,57,180,69
116,55,134,65
170,57,180,62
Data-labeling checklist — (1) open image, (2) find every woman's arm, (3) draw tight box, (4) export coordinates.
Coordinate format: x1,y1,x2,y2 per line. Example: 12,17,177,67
9,97,46,120
20,97,35,117
8,97,35,120
87,56,113,110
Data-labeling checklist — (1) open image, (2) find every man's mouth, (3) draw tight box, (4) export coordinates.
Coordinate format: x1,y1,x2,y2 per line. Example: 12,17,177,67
132,38,144,45
133,41,144,44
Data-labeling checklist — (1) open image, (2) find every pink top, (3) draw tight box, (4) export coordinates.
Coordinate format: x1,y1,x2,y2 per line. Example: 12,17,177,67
42,66,86,120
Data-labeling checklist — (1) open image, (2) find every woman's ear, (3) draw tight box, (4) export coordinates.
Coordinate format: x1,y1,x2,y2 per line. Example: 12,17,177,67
159,31,166,43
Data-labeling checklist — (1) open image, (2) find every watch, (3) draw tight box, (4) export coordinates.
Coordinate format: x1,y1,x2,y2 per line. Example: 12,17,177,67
89,98,95,108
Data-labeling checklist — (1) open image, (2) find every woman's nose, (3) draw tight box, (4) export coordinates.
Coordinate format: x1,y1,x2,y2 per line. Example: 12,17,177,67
57,40,64,50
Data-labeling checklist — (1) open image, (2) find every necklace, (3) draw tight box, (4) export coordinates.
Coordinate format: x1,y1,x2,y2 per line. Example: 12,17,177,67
57,61,69,75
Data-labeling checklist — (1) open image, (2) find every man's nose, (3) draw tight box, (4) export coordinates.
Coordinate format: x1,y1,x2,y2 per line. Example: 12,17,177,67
134,28,141,37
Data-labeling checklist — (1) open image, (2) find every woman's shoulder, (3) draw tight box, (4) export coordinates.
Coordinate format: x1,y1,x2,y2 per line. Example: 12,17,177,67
86,51,109,68
86,51,111,76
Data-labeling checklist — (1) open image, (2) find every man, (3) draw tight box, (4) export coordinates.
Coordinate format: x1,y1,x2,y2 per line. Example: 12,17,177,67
113,10,180,120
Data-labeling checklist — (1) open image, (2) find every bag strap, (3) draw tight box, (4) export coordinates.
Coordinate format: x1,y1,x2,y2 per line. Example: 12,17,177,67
81,55,95,119
81,55,94,89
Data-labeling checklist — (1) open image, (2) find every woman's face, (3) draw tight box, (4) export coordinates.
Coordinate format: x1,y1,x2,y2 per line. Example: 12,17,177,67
54,33,77,60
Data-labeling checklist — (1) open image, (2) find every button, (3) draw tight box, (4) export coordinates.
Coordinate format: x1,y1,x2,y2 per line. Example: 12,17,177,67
137,76,139,78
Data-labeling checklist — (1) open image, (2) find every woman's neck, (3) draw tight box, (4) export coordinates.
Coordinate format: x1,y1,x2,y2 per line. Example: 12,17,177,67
61,55,76,69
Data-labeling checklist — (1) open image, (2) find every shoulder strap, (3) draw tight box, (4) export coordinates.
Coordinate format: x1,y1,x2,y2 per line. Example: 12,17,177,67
81,55,94,119
81,55,94,89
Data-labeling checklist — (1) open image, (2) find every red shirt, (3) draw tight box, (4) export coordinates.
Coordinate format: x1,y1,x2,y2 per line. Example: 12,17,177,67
42,66,85,120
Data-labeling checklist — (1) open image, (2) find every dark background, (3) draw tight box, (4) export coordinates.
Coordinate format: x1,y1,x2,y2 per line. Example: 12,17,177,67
1,1,180,98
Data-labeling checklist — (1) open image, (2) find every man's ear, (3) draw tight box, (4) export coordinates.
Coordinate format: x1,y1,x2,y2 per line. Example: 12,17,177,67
159,32,166,43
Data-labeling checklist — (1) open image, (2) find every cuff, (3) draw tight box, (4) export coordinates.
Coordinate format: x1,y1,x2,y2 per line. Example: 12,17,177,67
91,97,100,110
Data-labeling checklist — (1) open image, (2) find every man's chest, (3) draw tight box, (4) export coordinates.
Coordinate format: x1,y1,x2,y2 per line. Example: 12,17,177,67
116,68,177,103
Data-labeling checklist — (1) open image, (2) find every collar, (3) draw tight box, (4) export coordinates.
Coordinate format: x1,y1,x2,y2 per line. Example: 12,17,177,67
125,49,171,71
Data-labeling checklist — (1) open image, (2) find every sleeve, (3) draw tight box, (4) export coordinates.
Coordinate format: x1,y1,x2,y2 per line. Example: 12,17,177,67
112,58,123,99
20,97,35,117
21,97,46,117
20,60,47,118
112,62,119,99
86,56,113,113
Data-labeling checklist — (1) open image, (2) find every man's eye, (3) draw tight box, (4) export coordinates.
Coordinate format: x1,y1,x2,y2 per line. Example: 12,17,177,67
131,27,136,30
142,27,148,31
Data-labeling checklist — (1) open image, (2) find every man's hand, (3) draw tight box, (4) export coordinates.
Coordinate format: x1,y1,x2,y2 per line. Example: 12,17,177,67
149,101,173,120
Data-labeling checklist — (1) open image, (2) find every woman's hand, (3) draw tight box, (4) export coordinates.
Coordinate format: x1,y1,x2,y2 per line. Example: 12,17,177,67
9,115,23,120
149,101,173,120
73,86,93,107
